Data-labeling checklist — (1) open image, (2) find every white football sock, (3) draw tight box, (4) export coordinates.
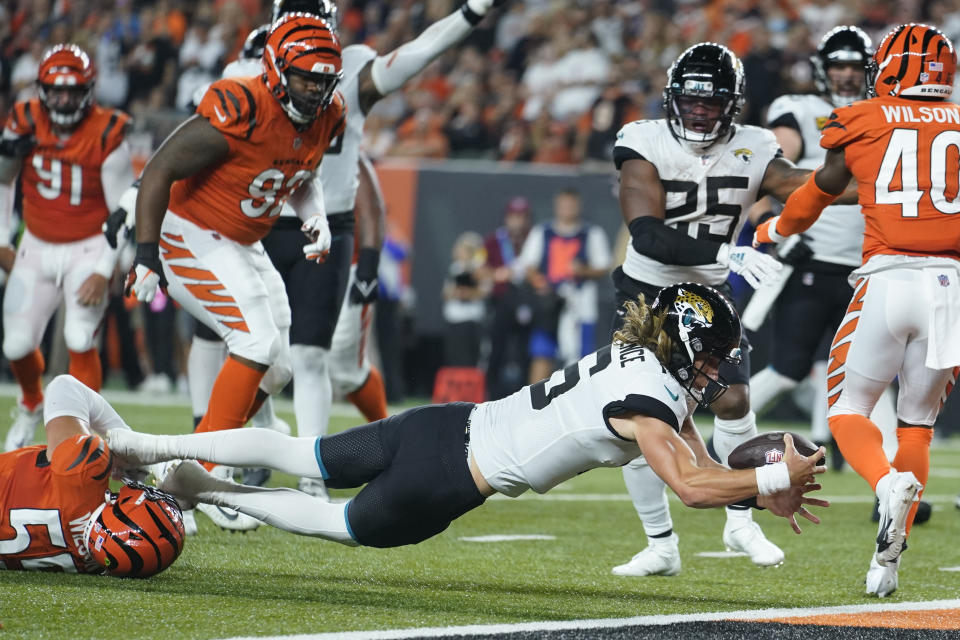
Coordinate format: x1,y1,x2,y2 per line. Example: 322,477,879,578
871,384,899,462
218,486,357,546
713,411,758,466
291,344,332,438
129,429,323,477
250,395,276,430
749,366,798,414
187,336,226,420
622,458,674,537
809,360,831,442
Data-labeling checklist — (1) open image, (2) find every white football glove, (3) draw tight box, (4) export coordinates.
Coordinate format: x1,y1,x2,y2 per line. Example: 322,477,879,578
301,215,332,263
716,243,783,290
124,243,167,303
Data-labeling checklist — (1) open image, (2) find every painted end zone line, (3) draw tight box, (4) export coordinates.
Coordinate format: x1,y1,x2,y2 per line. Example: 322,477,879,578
219,599,960,640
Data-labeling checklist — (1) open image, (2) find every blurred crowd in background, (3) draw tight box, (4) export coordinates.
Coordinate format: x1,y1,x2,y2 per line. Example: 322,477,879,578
0,0,956,401
4,0,959,169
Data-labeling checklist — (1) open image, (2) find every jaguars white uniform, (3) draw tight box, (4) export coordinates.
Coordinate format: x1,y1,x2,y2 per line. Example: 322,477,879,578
766,94,862,266
470,341,690,497
327,45,381,396
614,120,781,287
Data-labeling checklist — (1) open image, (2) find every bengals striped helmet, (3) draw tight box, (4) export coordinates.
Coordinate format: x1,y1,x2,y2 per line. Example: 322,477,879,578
869,23,956,99
263,12,342,124
83,482,185,578
37,44,96,127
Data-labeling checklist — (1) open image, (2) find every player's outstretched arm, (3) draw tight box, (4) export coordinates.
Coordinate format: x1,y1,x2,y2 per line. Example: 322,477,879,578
358,0,503,113
616,414,825,509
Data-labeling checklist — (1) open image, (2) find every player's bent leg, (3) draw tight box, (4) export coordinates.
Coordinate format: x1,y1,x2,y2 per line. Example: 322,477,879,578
290,344,332,438
67,349,102,391
617,458,681,576
346,366,389,422
107,427,323,476
749,366,799,415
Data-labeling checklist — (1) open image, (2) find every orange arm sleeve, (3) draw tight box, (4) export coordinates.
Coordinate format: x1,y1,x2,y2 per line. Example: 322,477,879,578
777,171,840,236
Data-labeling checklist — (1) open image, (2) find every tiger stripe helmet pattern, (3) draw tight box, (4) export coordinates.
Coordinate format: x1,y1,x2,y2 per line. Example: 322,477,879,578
263,12,342,124
869,23,956,99
36,44,96,126
83,482,186,578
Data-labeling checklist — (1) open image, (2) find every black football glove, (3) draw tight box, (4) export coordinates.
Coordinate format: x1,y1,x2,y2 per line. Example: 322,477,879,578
0,134,35,158
349,247,380,305
103,183,139,249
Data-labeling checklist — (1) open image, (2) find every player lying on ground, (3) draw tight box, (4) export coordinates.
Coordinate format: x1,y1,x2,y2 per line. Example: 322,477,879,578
106,285,828,549
0,375,184,577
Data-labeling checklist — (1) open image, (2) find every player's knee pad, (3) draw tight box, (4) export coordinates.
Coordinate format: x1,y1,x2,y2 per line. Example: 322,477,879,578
63,322,97,353
260,341,293,397
230,325,282,367
3,328,36,361
291,344,330,378
331,363,370,397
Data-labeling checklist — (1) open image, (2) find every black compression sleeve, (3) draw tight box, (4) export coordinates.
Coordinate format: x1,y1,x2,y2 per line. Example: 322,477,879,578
627,216,723,266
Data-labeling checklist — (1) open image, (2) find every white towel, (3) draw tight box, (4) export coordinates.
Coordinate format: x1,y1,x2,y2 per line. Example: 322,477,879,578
925,265,960,369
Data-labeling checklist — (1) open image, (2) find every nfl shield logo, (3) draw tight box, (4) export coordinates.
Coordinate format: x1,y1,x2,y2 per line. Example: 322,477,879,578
764,449,783,464
939,274,950,287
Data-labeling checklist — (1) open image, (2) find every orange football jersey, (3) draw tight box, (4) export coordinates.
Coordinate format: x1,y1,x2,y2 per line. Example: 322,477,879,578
4,100,130,243
821,96,960,260
168,76,346,244
0,434,111,573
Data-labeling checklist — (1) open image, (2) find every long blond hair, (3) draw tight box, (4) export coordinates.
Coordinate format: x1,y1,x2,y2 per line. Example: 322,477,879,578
613,295,674,366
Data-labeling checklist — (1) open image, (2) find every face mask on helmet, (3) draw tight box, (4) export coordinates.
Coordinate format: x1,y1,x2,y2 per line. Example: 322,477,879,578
264,13,343,125
83,482,186,578
868,23,957,99
652,283,742,407
272,0,339,31
811,26,872,107
37,44,96,127
663,43,745,150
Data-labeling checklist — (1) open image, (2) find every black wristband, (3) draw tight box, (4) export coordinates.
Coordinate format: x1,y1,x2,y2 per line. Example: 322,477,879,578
135,242,160,263
356,247,380,281
731,496,765,510
627,216,721,266
460,2,483,25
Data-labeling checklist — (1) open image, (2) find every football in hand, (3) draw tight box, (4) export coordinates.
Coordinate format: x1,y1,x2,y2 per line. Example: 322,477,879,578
727,431,824,469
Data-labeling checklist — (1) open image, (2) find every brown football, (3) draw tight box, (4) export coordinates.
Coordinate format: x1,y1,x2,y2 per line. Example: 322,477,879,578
727,431,825,469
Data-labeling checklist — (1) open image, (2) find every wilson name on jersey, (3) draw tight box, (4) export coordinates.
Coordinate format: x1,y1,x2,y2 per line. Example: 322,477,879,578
767,94,862,266
469,341,689,497
821,97,960,260
0,434,111,573
614,120,780,286
5,100,129,243
169,76,346,244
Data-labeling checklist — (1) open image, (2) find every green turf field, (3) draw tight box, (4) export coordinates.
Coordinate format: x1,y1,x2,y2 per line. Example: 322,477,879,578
2,396,959,639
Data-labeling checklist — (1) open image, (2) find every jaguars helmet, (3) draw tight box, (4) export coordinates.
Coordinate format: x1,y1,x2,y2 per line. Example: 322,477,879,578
652,283,742,407
240,24,270,61
83,482,185,578
663,43,745,148
811,26,873,107
37,44,96,127
868,23,956,99
263,12,342,125
272,0,339,31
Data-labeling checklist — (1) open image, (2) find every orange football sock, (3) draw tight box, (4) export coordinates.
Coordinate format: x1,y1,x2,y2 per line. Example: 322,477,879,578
244,389,268,422
829,413,891,490
892,426,934,535
68,348,103,391
348,366,388,422
10,349,45,410
195,357,265,471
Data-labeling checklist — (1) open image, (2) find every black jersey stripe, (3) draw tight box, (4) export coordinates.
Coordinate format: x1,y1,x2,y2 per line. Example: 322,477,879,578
100,112,119,151
236,83,258,140
66,435,95,470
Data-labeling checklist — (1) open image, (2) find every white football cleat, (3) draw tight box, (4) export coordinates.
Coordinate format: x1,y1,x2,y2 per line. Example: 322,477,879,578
5,400,43,451
723,519,784,567
105,428,164,466
181,509,198,536
866,554,899,597
876,471,922,565
161,462,260,532
298,477,329,500
612,534,681,576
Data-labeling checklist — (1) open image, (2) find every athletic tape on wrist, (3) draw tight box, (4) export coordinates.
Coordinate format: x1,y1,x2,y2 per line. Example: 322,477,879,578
755,461,790,496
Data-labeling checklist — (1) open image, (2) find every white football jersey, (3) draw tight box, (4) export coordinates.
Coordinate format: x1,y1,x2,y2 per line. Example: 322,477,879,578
615,120,780,286
469,341,690,497
766,94,863,266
